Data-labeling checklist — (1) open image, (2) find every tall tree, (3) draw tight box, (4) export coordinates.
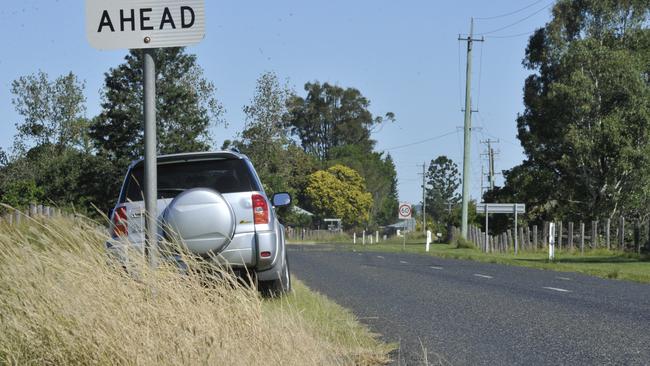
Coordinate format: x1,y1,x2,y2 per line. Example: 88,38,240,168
512,0,650,221
285,82,394,161
11,71,88,152
425,156,461,222
234,72,317,201
90,48,224,163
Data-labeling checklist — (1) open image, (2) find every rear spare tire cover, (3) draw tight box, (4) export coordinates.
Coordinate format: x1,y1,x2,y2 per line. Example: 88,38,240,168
162,188,236,255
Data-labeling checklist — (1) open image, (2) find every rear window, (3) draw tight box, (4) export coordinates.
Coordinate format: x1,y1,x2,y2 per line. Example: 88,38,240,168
122,159,258,202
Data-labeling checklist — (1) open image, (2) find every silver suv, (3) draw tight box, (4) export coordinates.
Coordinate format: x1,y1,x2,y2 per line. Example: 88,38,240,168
107,151,292,295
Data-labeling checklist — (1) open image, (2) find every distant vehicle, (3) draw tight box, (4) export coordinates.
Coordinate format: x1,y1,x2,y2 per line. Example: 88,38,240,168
107,151,292,295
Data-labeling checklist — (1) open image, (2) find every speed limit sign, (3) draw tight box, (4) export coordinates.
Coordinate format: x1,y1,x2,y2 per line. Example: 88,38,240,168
398,202,412,220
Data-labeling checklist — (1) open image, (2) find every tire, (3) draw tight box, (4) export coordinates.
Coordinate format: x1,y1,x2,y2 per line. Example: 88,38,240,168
258,255,291,297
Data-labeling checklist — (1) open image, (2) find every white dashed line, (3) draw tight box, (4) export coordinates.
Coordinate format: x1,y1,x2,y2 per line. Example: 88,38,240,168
556,277,572,281
377,256,385,259
400,261,409,264
430,266,443,270
474,274,493,279
543,287,571,293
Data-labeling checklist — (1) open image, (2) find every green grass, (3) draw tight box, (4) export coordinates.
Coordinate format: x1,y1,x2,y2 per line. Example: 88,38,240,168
264,279,394,365
292,239,650,284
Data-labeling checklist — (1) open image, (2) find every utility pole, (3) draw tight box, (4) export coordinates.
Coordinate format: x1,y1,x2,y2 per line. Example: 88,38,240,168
480,139,499,191
459,18,484,239
418,163,427,234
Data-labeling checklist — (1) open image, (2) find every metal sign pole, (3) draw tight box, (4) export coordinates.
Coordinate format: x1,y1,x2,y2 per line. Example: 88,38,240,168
484,204,489,253
143,48,158,267
514,207,518,255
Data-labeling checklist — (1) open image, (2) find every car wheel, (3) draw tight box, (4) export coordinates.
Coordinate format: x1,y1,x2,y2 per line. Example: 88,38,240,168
258,255,291,297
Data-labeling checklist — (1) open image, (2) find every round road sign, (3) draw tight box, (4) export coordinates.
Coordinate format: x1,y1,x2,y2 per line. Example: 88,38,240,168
399,203,412,219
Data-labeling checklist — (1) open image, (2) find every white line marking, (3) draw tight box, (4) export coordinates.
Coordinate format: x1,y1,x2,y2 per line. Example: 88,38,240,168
556,277,572,281
400,261,408,264
377,256,385,259
474,274,493,279
543,287,571,293
430,266,443,270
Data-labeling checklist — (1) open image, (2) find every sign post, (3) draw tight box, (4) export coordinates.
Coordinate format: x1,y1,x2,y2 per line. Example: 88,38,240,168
143,49,158,266
475,203,526,254
398,202,412,250
86,0,205,266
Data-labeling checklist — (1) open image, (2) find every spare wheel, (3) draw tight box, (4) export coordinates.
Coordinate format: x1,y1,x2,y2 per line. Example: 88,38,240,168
163,188,236,255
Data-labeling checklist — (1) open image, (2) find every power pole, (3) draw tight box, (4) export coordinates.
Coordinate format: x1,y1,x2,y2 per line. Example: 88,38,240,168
480,139,499,192
459,18,484,239
418,163,427,234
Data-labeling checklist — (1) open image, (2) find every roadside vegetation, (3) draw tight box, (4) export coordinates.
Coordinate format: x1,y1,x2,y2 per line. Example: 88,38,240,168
296,239,650,284
0,216,391,365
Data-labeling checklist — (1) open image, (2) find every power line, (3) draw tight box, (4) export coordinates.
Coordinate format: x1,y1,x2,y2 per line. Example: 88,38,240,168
382,130,457,151
475,0,548,20
487,30,537,39
478,3,553,36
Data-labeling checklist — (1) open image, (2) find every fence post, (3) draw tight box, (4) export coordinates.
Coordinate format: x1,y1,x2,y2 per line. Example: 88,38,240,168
376,231,379,243
568,222,574,250
353,232,356,244
557,221,563,250
634,221,640,254
591,221,598,248
580,222,585,255
606,218,611,250
14,210,22,225
619,216,625,250
542,222,549,249
532,225,537,249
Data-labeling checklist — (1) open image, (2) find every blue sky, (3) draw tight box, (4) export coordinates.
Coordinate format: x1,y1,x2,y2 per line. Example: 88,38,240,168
0,0,554,205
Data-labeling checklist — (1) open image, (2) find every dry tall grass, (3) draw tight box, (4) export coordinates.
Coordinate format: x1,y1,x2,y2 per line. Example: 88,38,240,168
0,215,371,365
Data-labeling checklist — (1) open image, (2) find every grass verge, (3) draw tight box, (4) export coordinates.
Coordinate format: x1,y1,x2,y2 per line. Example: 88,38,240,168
295,240,650,284
0,216,391,365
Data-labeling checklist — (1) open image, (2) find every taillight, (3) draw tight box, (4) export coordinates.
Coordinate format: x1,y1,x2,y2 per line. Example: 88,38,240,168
112,206,128,237
252,194,269,225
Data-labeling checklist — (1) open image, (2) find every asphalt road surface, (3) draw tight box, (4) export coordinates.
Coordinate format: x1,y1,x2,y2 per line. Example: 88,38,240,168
289,245,650,365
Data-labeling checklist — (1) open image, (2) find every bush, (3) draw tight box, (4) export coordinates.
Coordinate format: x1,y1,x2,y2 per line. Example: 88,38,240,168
452,236,476,249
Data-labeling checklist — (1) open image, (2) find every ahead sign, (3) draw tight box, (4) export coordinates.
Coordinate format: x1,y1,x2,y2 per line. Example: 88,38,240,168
398,203,412,220
86,0,205,50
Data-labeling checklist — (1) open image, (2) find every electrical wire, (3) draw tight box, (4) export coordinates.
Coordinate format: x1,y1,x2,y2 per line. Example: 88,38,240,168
474,0,547,20
478,3,553,36
382,130,458,151
486,30,537,39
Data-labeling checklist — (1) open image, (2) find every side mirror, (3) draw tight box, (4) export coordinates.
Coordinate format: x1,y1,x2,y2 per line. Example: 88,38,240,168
271,192,291,207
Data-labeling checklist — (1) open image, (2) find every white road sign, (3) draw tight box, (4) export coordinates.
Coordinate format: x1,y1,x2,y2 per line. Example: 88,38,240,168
398,203,412,220
475,203,526,214
86,0,205,50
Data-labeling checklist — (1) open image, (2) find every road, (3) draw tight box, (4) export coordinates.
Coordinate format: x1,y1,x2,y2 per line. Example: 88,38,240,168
289,245,650,365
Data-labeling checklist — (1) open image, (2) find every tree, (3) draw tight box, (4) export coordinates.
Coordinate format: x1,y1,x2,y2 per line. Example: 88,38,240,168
506,0,650,221
304,165,373,228
233,72,318,209
285,82,395,161
91,48,225,163
329,145,398,226
11,71,88,152
425,156,461,222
